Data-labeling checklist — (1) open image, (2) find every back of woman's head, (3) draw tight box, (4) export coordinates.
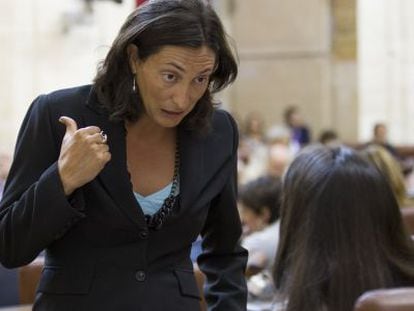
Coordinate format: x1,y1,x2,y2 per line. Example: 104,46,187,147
360,145,407,206
273,145,414,311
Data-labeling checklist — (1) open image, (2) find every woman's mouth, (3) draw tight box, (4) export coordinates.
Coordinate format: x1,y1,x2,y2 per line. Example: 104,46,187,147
161,109,185,117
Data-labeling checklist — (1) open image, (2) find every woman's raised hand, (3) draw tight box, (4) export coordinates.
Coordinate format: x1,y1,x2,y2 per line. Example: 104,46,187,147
58,116,111,196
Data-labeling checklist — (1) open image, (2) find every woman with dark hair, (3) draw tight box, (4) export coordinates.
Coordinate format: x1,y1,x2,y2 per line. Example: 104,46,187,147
0,1,247,310
273,145,414,311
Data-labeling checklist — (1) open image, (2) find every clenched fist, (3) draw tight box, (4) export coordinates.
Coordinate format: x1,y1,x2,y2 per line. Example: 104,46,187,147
58,116,111,196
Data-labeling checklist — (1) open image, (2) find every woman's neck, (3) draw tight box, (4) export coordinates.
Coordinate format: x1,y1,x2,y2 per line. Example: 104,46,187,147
126,116,176,145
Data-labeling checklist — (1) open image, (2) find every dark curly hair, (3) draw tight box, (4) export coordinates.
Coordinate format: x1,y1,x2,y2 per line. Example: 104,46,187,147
93,0,238,135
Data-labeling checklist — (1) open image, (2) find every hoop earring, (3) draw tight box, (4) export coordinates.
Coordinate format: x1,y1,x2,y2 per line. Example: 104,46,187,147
132,75,137,93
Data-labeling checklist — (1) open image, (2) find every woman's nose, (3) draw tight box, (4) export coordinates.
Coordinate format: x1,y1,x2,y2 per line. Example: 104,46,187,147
172,84,192,110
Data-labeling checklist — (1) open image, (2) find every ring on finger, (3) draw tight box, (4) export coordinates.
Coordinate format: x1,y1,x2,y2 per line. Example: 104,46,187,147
100,131,108,144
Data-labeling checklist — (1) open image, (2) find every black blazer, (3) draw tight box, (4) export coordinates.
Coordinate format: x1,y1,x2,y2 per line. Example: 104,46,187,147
0,85,247,310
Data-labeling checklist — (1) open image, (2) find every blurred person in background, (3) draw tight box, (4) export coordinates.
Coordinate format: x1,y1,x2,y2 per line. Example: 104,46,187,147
238,175,282,275
238,176,282,310
283,105,311,153
266,125,294,178
238,111,269,185
361,145,414,208
368,122,398,157
367,123,414,179
242,111,265,144
0,1,248,310
273,145,414,311
318,129,339,147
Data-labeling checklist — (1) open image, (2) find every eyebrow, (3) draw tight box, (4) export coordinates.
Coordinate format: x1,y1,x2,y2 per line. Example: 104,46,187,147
198,68,214,75
166,62,185,72
165,62,214,75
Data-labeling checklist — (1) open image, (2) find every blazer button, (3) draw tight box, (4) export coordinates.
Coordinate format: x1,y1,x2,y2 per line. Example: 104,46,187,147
135,270,146,282
139,231,148,239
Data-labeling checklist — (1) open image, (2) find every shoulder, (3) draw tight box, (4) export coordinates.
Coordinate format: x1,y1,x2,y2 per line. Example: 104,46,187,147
211,109,238,138
209,109,239,152
27,85,93,121
44,84,92,100
42,85,92,109
211,109,238,131
31,85,91,111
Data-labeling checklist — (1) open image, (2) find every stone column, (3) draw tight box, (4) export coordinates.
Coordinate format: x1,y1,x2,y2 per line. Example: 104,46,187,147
358,0,414,144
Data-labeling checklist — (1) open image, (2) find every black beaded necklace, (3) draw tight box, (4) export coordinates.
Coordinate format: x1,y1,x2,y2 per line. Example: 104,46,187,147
144,138,180,230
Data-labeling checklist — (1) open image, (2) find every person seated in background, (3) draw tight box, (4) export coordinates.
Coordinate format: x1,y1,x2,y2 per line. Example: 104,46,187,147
238,176,282,309
367,122,414,178
283,105,311,153
238,111,269,185
266,126,295,178
318,129,339,147
368,122,398,157
273,145,414,311
361,145,414,208
238,175,282,275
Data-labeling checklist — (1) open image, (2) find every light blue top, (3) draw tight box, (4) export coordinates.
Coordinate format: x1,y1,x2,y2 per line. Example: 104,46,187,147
134,181,180,216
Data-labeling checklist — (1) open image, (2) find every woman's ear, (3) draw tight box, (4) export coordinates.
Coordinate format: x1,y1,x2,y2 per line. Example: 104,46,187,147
127,44,139,74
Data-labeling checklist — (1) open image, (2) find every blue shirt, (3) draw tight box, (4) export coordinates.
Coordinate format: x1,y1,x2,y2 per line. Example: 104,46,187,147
134,181,180,216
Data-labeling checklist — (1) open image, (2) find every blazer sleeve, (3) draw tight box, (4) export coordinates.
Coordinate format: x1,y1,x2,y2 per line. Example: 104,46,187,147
197,112,248,311
0,94,85,268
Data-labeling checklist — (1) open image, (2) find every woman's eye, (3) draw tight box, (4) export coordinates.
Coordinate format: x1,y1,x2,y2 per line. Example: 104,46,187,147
194,76,208,85
162,73,176,82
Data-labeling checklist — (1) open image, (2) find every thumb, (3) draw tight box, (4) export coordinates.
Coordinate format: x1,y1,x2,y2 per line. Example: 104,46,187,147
59,116,78,135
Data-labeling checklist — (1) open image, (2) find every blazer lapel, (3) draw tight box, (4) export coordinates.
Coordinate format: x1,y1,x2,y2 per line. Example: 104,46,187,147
84,88,146,228
178,118,234,212
178,128,205,211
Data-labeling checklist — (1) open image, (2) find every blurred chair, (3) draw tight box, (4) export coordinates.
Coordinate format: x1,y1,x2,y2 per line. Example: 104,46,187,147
193,264,207,311
18,257,44,304
354,287,414,311
0,265,19,306
401,207,414,235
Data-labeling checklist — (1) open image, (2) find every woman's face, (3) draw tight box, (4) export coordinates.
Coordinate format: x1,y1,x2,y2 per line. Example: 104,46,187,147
129,44,216,128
